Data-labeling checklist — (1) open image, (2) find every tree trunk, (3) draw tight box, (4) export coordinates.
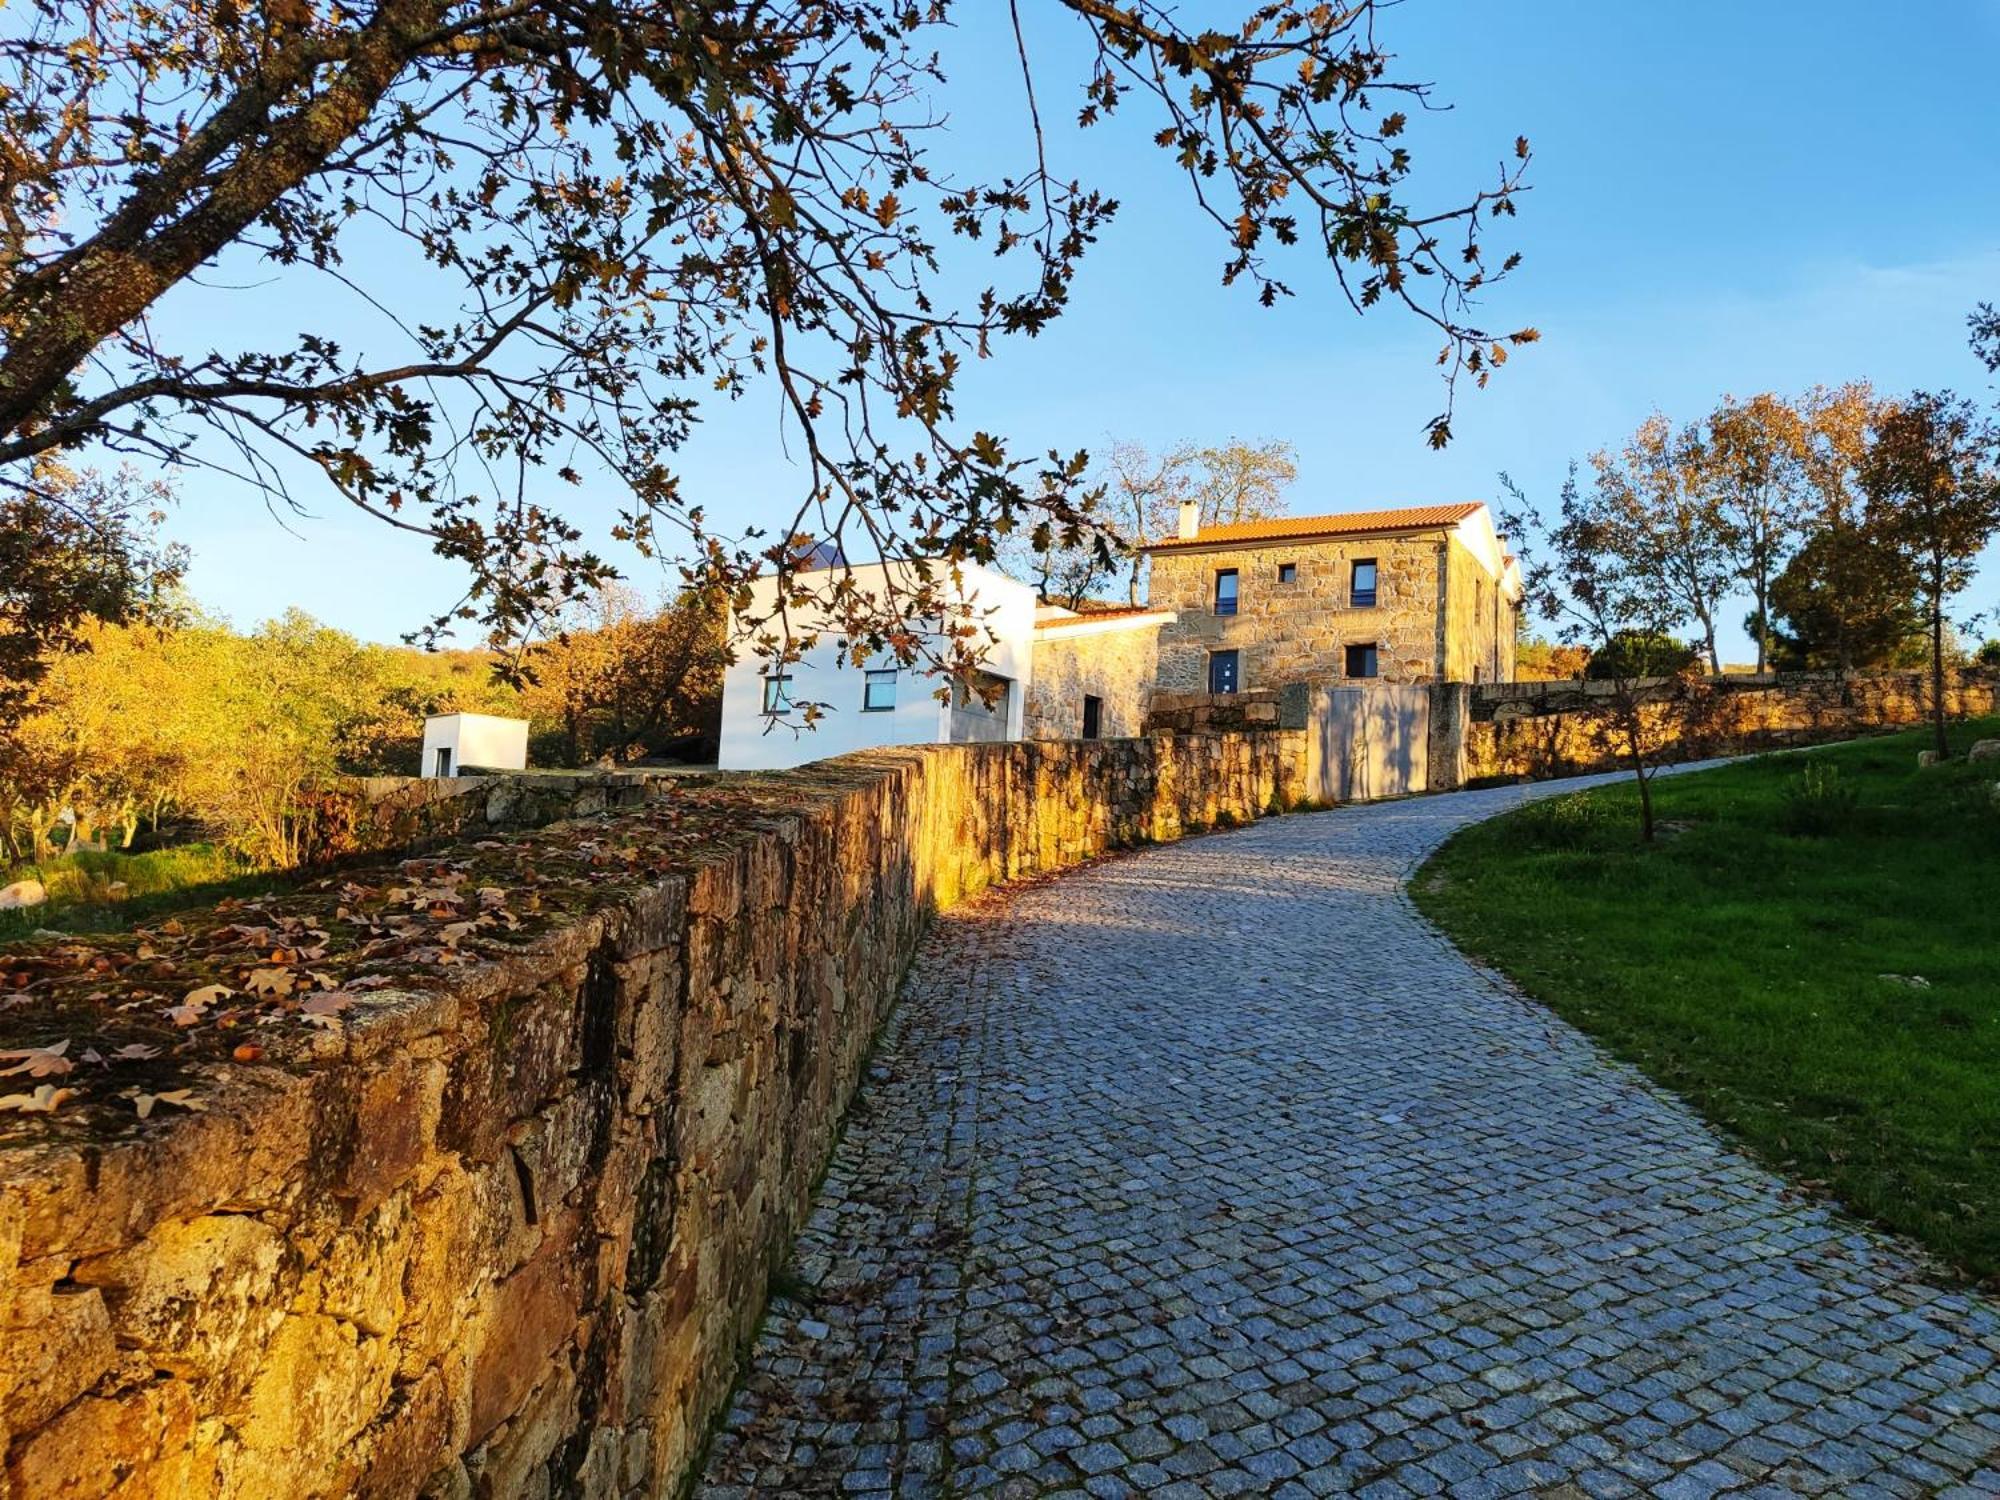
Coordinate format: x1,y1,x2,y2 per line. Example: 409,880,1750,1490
1695,612,1721,674
1619,692,1655,841
1931,588,1949,759
1752,570,1770,674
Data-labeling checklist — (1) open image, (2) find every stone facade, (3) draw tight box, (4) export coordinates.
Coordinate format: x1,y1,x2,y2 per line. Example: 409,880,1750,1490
1148,532,1514,693
1465,669,2000,780
1023,617,1166,741
0,736,1302,1500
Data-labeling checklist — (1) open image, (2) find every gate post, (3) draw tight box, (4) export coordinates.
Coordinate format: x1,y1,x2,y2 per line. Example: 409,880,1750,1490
1427,682,1470,792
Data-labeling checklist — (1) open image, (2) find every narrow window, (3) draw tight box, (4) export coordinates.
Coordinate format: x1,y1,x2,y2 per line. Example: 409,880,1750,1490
1214,568,1239,616
1277,562,1297,584
862,669,897,712
762,674,793,714
1081,694,1103,740
1209,649,1241,694
1350,559,1378,608
1345,643,1379,679
434,747,453,777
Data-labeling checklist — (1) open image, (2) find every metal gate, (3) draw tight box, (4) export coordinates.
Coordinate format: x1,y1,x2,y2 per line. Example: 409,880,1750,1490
1311,684,1430,802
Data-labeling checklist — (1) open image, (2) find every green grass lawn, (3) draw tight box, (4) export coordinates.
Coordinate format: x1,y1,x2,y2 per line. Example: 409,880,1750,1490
0,844,281,941
1413,718,2000,1284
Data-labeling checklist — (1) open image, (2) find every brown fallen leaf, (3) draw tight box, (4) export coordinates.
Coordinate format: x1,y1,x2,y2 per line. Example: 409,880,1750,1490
300,991,357,1028
0,1039,71,1079
0,1084,75,1113
243,967,295,997
131,1088,207,1120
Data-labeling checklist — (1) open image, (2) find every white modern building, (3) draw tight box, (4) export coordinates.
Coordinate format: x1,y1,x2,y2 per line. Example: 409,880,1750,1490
420,713,530,778
717,559,1036,771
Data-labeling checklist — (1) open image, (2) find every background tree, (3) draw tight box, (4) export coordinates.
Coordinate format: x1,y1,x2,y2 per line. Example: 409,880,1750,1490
1781,382,1893,679
1860,391,2000,757
1100,441,1195,604
519,586,730,766
1514,635,1592,681
996,525,1122,610
1185,440,1300,528
1703,394,1809,673
1588,415,1734,672
0,463,184,734
0,0,1532,682
1767,523,1921,671
1501,465,1704,840
1583,632,1698,682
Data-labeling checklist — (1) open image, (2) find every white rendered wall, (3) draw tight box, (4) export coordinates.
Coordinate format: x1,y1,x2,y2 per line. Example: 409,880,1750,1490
718,561,1035,771
420,713,529,777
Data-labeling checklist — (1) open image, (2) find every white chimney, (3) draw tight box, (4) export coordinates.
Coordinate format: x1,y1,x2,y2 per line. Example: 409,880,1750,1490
1176,501,1199,541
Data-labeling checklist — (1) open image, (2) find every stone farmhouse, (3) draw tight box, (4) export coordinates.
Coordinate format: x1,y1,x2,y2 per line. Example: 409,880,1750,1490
1143,500,1523,696
716,502,1519,769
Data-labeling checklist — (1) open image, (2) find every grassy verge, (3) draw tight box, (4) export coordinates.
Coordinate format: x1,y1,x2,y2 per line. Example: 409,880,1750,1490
1412,718,2000,1283
0,845,285,940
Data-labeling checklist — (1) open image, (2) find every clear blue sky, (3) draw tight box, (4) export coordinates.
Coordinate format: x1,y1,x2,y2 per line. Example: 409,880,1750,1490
163,0,2000,662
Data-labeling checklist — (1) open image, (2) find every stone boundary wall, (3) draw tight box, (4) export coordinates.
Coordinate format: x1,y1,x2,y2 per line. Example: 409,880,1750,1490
308,770,699,866
1465,669,2000,780
0,735,1297,1500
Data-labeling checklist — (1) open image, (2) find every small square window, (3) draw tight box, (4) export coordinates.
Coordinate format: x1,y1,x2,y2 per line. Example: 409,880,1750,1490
1214,568,1239,616
762,674,794,714
862,669,897,712
1277,562,1297,584
1345,643,1379,679
1350,559,1378,608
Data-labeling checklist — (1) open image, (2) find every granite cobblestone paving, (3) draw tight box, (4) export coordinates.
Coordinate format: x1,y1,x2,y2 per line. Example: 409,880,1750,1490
696,773,2000,1497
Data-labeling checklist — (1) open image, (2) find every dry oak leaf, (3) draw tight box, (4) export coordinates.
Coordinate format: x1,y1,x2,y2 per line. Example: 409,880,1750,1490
0,1084,75,1113
168,983,234,1027
243,967,296,997
300,992,357,1028
0,1039,72,1079
130,1089,207,1120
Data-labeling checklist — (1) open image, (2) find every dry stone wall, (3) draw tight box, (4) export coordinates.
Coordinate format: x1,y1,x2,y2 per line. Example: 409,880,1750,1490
0,735,1299,1500
1466,670,2000,779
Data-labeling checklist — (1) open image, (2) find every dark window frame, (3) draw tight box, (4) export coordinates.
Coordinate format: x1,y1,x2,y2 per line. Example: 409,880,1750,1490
861,668,897,712
1277,561,1298,584
762,673,794,715
1344,643,1380,679
1081,694,1103,739
1214,567,1239,616
1350,558,1379,609
1209,649,1241,694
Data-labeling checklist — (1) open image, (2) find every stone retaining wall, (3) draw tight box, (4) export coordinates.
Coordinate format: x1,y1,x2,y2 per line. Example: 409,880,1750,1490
1465,669,2000,779
0,735,1297,1500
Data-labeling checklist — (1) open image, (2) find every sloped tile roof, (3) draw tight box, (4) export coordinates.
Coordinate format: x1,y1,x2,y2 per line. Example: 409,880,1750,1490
1144,502,1485,552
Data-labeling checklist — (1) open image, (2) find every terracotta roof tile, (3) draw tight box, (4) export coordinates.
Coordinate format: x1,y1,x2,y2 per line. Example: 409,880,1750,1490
1144,502,1484,551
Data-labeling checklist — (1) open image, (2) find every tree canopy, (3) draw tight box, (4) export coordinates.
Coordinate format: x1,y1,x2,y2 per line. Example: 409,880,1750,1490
0,0,1533,671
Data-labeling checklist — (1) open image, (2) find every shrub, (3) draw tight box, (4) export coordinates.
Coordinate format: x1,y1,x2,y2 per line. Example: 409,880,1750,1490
1777,761,1859,837
1584,630,1700,681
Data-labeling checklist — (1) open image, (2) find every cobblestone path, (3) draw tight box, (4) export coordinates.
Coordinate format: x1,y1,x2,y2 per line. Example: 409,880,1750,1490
696,775,2000,1498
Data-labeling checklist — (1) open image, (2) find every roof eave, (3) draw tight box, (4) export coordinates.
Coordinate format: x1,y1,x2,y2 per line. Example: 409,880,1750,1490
1140,522,1460,557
